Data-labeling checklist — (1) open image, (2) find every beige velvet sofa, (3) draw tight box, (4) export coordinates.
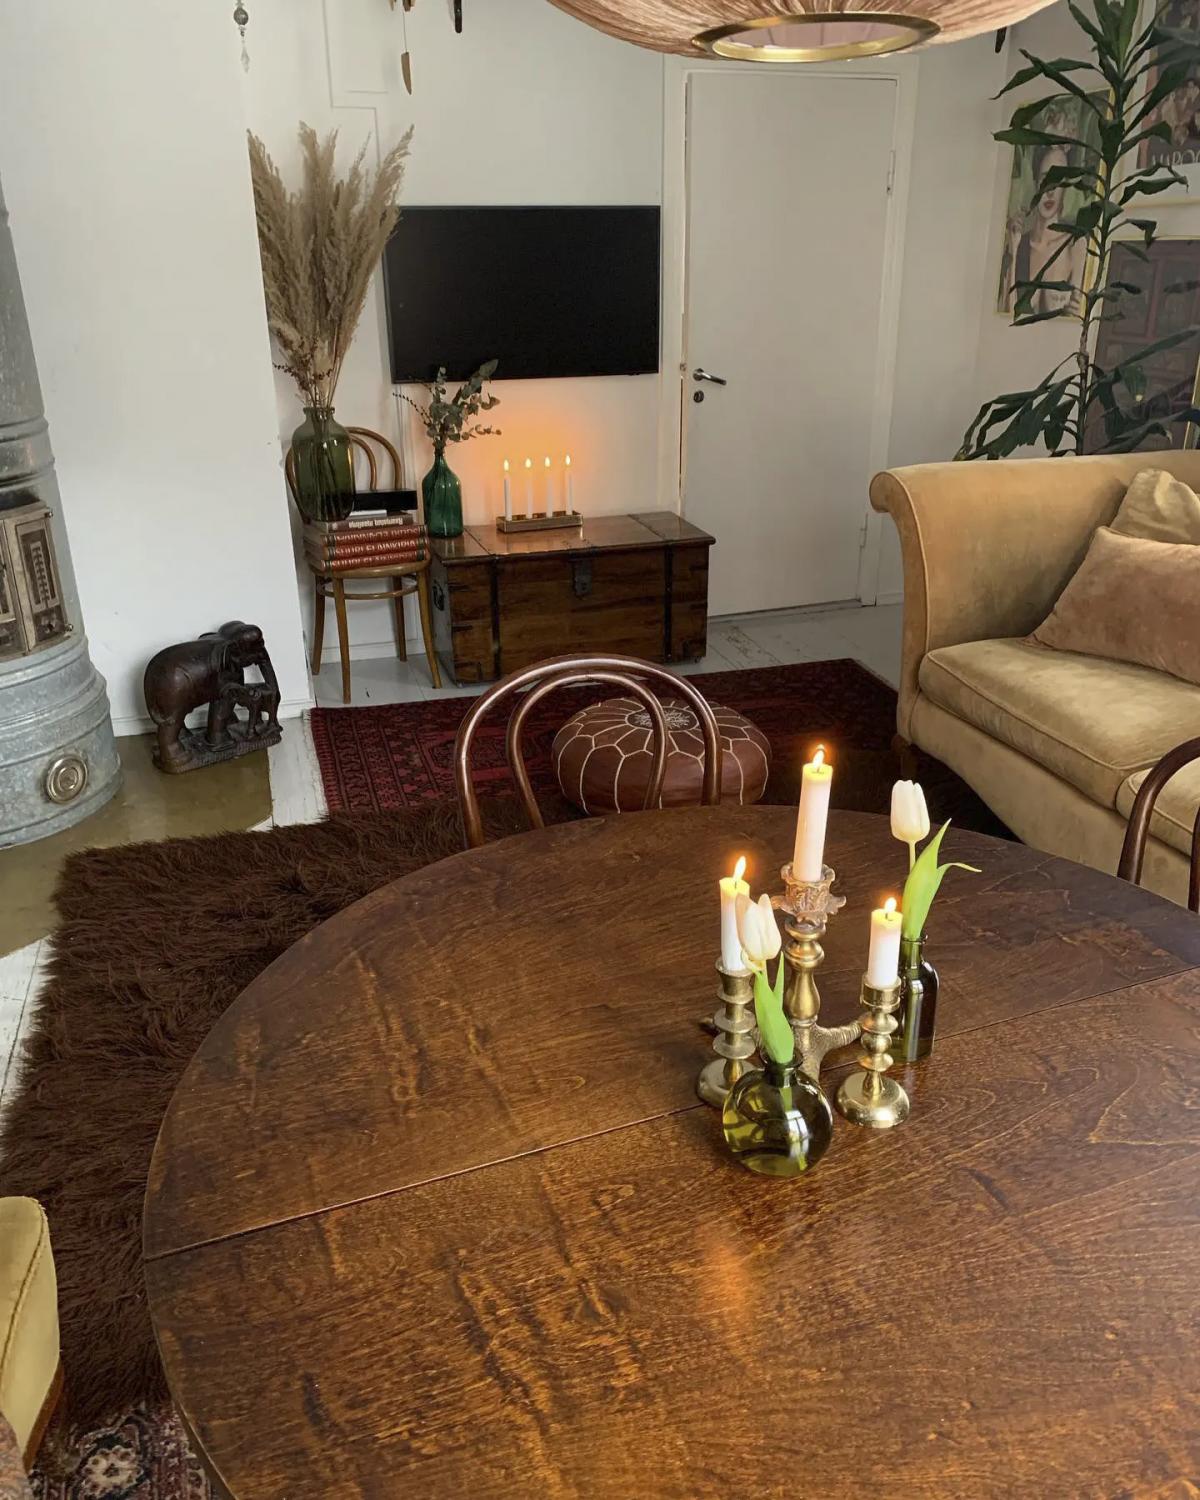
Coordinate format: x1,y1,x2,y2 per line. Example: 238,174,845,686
870,451,1200,907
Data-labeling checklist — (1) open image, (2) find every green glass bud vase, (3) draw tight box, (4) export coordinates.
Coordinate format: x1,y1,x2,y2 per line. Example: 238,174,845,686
722,1057,833,1178
290,405,354,523
896,933,939,1063
422,446,463,538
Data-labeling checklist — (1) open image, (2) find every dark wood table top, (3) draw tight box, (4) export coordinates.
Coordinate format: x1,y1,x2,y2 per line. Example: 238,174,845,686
142,808,1200,1499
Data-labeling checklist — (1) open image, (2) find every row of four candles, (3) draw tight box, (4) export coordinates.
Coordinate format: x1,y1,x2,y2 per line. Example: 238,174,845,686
501,455,575,520
718,746,903,986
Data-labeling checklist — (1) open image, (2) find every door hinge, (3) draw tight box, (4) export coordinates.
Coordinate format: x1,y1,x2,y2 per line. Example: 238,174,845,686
886,151,896,196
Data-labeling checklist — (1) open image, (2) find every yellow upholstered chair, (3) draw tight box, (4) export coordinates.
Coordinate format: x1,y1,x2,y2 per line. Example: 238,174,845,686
0,1199,60,1469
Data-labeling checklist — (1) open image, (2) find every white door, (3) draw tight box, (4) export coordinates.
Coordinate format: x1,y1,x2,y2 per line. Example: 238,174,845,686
683,73,896,617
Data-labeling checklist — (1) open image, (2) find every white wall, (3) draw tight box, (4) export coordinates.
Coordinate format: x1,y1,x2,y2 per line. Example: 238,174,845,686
0,0,310,731
880,34,1011,596
243,0,664,658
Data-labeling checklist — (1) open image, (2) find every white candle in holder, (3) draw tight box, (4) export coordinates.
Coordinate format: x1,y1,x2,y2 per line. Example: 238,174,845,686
866,897,903,988
792,745,833,882
502,459,512,521
565,453,575,512
544,455,554,515
524,457,534,519
719,856,750,972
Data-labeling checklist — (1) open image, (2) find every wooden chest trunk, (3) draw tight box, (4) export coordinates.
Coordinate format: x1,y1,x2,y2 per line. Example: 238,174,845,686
429,511,714,685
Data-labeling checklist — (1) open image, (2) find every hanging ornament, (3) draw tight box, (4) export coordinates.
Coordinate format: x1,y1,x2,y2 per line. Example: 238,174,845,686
233,1,250,72
544,1,1058,61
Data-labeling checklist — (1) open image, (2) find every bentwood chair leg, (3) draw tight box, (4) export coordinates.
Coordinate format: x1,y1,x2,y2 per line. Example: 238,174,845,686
417,572,442,689
332,578,352,704
392,579,408,661
311,581,326,677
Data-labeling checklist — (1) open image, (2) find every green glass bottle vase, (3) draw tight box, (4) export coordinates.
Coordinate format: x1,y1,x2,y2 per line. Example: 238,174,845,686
721,1058,833,1178
422,447,463,538
896,934,939,1063
290,406,354,523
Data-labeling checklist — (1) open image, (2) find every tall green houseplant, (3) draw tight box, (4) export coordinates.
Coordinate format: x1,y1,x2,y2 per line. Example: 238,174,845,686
960,0,1200,458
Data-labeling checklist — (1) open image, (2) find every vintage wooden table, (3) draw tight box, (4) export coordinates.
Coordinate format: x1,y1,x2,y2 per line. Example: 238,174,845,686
142,808,1200,1499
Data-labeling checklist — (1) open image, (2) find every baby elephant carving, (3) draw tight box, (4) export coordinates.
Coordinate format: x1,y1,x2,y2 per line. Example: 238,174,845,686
144,621,282,773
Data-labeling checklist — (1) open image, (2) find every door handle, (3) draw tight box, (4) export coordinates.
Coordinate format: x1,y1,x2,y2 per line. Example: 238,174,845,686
692,368,728,386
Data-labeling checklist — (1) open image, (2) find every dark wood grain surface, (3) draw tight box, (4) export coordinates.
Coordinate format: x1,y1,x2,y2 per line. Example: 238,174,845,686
143,808,1200,1498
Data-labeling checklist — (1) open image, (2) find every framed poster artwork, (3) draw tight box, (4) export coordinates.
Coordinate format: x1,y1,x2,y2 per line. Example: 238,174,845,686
1136,0,1200,202
997,95,1104,315
1082,237,1200,452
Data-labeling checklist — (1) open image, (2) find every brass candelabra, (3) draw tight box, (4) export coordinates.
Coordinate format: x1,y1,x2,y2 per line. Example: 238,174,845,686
835,975,910,1129
696,961,756,1107
773,862,860,1081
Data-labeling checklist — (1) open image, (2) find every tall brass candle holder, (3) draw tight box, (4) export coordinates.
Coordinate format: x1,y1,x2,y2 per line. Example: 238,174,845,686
697,961,756,1107
836,975,910,1129
774,863,860,1082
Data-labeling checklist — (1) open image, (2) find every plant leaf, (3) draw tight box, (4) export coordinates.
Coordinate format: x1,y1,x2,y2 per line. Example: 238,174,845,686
900,822,980,939
753,962,794,1066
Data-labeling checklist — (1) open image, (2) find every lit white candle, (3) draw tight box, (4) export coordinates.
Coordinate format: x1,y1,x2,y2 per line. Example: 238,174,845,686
792,745,833,882
544,455,554,515
866,897,903,988
502,458,512,521
719,856,750,972
524,457,533,519
565,452,575,512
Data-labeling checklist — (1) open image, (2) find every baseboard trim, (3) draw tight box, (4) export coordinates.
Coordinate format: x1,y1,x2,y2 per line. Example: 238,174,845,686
111,694,314,740
875,590,904,607
319,635,423,664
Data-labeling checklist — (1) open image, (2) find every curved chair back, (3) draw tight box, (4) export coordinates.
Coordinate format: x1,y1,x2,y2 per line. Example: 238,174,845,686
284,425,403,503
1117,735,1200,912
453,653,723,849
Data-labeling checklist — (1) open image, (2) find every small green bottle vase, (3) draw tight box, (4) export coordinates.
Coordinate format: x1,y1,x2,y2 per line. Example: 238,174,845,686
896,934,939,1063
290,405,354,523
422,448,463,538
722,1057,833,1178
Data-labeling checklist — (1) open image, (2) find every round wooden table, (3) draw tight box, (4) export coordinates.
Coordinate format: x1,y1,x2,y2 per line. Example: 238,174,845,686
143,807,1200,1499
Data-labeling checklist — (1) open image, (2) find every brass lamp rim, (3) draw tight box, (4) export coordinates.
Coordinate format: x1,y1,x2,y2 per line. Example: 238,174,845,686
694,11,940,62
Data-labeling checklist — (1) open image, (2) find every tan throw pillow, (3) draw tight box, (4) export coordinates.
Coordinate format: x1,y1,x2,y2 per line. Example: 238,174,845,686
1112,468,1200,544
1033,526,1200,687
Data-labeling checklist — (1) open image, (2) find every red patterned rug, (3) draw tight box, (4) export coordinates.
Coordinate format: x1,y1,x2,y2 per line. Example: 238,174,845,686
310,659,1010,839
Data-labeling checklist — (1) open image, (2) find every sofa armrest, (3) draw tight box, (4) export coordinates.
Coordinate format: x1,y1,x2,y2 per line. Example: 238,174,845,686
870,452,1200,738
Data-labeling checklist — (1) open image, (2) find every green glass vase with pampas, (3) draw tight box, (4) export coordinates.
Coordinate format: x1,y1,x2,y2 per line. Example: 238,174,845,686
721,891,833,1178
248,123,413,523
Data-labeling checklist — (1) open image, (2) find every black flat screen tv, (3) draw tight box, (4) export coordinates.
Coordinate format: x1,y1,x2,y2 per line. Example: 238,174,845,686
382,206,661,383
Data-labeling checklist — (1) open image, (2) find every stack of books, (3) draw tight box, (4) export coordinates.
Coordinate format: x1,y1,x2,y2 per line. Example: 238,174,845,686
304,512,429,574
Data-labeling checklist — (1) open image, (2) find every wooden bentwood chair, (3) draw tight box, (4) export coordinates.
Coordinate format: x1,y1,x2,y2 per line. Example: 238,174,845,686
286,426,441,704
1117,735,1200,913
453,653,723,850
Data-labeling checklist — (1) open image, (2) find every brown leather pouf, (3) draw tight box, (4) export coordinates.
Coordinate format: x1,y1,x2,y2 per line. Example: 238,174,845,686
552,696,771,814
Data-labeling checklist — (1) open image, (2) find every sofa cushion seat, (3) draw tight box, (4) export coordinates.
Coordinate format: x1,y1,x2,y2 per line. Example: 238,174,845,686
1117,759,1200,859
0,1199,58,1459
919,638,1200,808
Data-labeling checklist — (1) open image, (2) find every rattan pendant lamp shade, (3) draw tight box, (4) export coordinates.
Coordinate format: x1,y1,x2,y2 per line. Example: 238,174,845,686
546,0,1059,60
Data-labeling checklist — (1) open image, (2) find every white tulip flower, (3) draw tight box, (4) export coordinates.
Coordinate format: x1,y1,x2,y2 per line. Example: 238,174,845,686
736,891,782,969
891,779,930,869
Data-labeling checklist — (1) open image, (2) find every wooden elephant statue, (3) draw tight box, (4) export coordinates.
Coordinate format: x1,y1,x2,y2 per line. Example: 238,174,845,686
144,621,282,773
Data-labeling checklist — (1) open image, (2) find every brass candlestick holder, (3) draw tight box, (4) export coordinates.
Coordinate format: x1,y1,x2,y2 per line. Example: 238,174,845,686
697,960,756,1107
836,975,910,1129
773,862,860,1082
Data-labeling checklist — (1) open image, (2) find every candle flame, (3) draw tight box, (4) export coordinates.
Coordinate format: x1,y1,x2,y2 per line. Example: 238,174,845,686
565,453,572,466
503,458,509,472
812,745,826,770
544,455,551,468
884,896,898,915
524,457,532,470
733,855,746,882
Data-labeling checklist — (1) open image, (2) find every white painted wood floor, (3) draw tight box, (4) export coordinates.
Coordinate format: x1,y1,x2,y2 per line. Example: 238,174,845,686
1,601,901,1114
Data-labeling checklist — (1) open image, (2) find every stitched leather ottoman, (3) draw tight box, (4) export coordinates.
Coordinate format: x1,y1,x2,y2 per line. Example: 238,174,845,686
552,696,770,814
